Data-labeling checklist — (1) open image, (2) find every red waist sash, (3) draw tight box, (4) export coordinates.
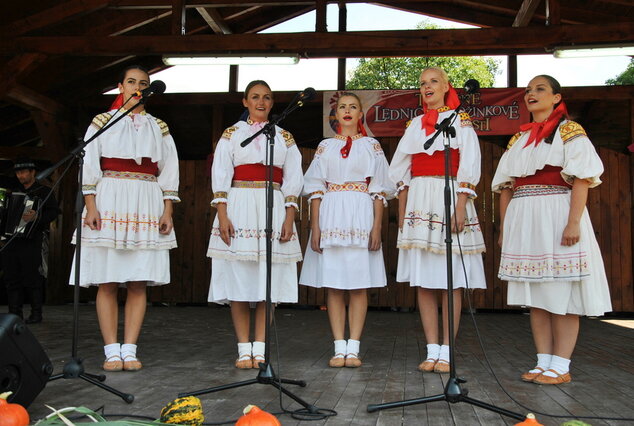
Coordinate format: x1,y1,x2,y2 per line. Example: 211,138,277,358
411,149,460,177
514,165,571,189
100,157,158,176
234,164,283,185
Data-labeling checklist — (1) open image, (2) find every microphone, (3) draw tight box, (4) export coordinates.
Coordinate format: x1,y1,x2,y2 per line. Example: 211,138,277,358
296,87,316,105
463,79,480,94
135,80,167,98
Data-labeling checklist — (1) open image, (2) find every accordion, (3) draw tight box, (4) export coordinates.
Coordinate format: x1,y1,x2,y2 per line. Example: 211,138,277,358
0,189,40,239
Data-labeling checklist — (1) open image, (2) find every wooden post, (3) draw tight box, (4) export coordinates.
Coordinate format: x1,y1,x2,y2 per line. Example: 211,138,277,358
508,55,518,87
337,1,347,90
315,0,327,33
171,0,186,35
229,64,238,93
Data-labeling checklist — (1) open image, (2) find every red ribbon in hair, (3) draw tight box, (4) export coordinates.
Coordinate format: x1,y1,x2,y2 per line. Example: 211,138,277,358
421,82,461,136
339,120,367,158
520,102,568,148
110,93,124,111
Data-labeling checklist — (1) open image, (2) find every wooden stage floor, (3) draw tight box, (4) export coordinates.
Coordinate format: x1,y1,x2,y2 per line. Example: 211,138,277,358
16,305,634,425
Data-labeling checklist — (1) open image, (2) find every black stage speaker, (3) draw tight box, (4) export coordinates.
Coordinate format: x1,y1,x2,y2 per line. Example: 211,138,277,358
0,313,52,407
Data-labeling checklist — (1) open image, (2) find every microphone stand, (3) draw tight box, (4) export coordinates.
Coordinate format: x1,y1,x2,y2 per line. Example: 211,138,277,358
39,98,151,404
180,97,331,419
367,100,523,421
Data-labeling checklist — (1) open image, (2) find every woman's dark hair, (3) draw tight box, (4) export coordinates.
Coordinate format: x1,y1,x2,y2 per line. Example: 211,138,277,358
244,80,272,99
119,65,150,83
532,74,566,145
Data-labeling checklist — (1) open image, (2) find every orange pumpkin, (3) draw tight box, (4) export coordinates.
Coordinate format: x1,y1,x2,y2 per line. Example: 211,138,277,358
235,405,280,426
515,413,543,426
0,392,30,426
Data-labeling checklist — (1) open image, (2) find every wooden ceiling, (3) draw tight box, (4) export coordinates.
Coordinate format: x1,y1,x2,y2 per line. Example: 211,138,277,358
0,0,632,157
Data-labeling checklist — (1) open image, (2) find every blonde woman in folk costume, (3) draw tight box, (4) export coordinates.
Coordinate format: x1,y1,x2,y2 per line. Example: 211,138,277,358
492,75,611,385
300,92,394,368
207,80,303,369
389,67,486,374
71,65,180,372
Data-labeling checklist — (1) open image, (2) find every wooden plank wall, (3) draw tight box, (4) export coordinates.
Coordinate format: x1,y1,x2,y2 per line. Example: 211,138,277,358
159,143,633,312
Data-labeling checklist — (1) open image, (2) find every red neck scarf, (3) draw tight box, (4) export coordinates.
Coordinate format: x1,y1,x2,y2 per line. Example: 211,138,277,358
421,82,460,136
110,93,124,111
520,102,568,148
338,120,367,158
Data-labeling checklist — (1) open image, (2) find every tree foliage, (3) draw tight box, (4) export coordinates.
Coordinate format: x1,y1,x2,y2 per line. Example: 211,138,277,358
346,21,500,90
605,58,634,85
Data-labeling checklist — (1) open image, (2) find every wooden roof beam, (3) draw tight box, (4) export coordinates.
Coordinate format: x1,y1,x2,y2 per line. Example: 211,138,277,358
3,85,66,116
0,0,110,36
196,7,233,34
513,0,541,27
2,23,631,57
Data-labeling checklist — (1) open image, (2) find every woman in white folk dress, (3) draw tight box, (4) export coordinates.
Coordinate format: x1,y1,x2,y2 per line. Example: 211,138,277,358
389,67,486,374
492,74,611,385
71,65,180,372
300,92,393,368
207,80,303,369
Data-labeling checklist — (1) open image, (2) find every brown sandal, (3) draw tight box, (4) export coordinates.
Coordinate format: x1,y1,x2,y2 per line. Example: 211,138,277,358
329,353,345,368
344,353,362,368
122,355,142,371
102,355,123,372
521,366,545,382
532,369,571,385
418,358,437,372
252,355,265,369
433,359,450,373
235,354,253,369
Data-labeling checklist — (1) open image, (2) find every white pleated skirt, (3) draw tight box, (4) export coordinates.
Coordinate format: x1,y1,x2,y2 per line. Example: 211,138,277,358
299,189,387,290
396,176,486,290
207,186,301,304
70,174,175,287
501,185,612,316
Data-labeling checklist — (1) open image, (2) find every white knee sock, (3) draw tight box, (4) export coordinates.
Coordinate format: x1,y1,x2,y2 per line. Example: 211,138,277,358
543,355,570,377
346,339,360,357
439,345,450,362
252,341,265,359
237,342,252,359
529,353,552,373
426,343,440,361
104,343,121,360
333,340,346,358
121,343,137,361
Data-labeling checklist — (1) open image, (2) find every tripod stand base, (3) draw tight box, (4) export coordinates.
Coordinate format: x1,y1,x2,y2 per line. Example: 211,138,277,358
367,376,523,421
179,362,317,413
49,357,134,404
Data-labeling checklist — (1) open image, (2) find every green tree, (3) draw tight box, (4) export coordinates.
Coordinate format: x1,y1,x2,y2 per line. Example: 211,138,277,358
346,21,500,90
606,58,634,85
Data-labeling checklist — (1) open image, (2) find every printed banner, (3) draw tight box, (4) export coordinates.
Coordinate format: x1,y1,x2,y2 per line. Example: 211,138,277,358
323,88,528,138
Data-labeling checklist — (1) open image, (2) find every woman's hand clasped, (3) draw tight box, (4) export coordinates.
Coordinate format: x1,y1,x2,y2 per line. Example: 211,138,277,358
158,212,173,235
218,215,235,246
368,226,382,251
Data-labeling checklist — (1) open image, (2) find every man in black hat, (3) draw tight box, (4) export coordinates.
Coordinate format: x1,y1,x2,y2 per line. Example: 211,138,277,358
2,157,58,323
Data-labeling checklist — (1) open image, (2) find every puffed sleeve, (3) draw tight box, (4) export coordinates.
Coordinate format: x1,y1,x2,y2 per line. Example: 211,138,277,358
455,114,480,198
388,149,411,197
81,115,106,196
281,143,303,211
302,140,328,201
210,136,234,207
368,139,395,206
491,133,520,193
560,121,603,187
157,132,181,202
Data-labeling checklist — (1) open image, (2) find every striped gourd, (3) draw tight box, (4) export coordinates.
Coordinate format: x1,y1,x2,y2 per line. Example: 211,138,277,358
159,396,204,425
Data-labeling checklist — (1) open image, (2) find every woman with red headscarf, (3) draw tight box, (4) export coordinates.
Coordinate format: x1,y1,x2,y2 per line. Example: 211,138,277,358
300,92,394,368
492,75,611,385
389,67,486,374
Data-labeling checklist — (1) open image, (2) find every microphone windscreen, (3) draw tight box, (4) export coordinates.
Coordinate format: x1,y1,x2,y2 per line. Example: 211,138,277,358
302,87,316,101
150,80,167,95
464,79,480,94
